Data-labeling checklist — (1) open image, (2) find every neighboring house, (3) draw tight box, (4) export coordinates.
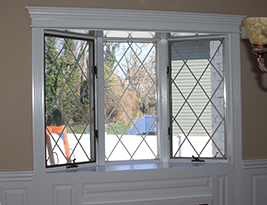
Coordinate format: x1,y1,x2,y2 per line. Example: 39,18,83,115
171,40,225,157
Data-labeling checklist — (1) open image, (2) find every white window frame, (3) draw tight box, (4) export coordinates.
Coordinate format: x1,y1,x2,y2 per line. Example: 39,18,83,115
27,6,244,168
168,36,227,161
27,7,245,205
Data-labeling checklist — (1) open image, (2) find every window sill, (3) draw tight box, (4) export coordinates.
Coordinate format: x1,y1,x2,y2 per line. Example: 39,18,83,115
47,161,225,174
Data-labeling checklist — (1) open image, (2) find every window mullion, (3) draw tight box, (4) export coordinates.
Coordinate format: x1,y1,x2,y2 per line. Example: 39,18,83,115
95,31,106,166
157,33,170,162
32,27,46,205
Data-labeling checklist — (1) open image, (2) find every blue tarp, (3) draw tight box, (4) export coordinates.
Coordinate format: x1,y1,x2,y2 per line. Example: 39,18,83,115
128,114,157,135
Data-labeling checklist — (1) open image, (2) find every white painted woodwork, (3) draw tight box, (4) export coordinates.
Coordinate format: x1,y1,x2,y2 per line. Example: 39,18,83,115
3,189,27,205
217,175,227,205
242,159,267,205
0,171,34,205
0,160,267,204
53,185,74,205
1,6,244,205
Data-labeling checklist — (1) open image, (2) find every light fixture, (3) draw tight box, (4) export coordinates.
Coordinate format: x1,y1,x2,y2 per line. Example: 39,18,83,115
242,17,267,72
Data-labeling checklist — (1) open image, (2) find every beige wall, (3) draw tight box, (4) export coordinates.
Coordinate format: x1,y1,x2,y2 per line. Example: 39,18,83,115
0,0,266,171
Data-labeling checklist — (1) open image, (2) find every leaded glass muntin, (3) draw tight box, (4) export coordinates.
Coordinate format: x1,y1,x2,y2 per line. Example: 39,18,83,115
103,39,158,162
44,33,97,168
169,38,226,160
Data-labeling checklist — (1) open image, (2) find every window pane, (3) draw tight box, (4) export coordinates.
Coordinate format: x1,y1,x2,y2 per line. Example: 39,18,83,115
170,39,225,159
104,41,158,161
44,35,95,167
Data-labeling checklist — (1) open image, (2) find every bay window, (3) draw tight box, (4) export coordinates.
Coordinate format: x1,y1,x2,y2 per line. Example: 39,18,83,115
27,7,244,205
43,29,229,168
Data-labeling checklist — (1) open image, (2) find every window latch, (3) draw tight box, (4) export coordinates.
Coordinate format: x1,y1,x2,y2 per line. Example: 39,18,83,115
92,65,98,78
167,66,171,78
168,127,171,140
94,129,99,143
191,155,205,163
214,152,218,158
66,159,78,169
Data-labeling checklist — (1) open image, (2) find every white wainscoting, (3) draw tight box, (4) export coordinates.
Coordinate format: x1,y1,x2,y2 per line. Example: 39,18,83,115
81,195,213,205
3,161,267,205
0,164,236,205
242,159,267,205
53,185,74,205
0,171,33,205
217,175,228,205
42,164,236,205
5,161,267,205
2,189,27,205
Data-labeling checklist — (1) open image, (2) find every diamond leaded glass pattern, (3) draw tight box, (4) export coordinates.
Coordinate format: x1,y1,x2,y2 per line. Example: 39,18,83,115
170,39,226,159
104,40,158,161
45,35,95,167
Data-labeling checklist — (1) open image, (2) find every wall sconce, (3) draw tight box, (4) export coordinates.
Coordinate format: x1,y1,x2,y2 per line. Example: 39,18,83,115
242,17,267,72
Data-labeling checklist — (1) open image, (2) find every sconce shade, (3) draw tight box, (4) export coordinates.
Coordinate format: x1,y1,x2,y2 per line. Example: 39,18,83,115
242,17,267,45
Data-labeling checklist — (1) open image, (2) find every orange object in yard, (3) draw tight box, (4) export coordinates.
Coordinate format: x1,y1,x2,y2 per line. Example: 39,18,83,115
46,125,71,163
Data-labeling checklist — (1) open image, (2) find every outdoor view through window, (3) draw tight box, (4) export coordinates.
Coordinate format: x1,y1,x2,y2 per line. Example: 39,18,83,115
44,31,158,167
45,35,95,167
44,30,226,167
104,40,157,161
170,39,225,159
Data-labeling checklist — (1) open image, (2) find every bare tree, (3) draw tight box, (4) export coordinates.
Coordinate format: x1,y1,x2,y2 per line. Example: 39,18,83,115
104,42,156,127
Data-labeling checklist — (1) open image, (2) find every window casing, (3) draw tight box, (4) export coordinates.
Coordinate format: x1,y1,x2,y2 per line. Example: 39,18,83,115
27,7,244,171
28,8,244,205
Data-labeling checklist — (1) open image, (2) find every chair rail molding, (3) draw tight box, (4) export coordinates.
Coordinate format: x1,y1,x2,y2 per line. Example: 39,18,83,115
0,171,33,182
243,159,267,169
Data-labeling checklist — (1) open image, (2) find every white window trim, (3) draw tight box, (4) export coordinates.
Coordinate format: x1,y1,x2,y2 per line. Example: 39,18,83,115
27,7,244,204
27,5,244,166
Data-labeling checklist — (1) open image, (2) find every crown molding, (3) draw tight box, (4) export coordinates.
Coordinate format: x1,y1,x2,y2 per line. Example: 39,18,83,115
25,6,245,34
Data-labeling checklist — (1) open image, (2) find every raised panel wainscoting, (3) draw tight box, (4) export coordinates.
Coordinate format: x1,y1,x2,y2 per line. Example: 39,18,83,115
0,161,267,204
242,159,267,205
42,164,234,205
0,171,33,205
